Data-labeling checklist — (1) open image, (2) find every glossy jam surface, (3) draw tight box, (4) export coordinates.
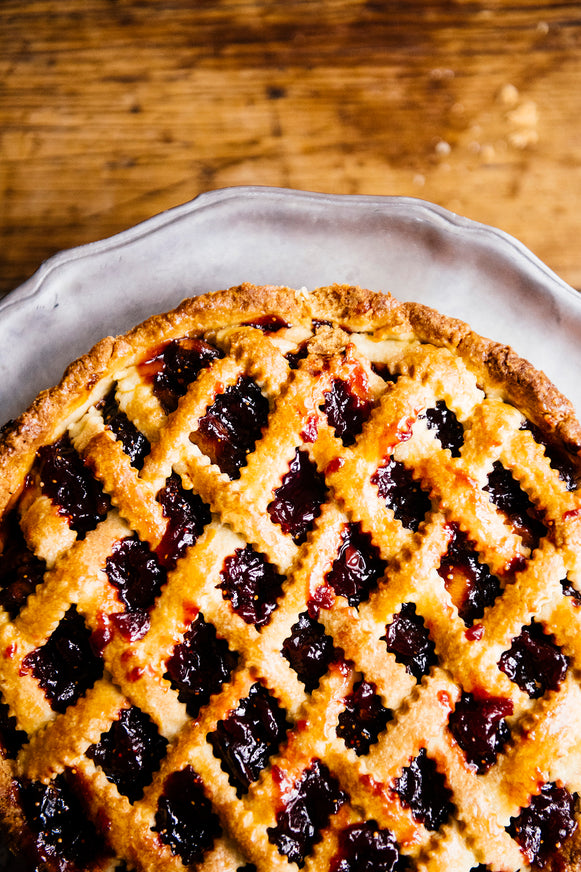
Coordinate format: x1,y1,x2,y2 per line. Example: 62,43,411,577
105,536,167,639
322,378,373,446
267,759,347,866
99,389,150,469
448,693,513,773
371,458,431,532
242,315,290,332
484,461,547,551
87,706,168,803
330,821,401,872
209,682,289,795
394,747,453,831
37,435,110,536
438,525,501,625
218,545,284,629
498,622,569,698
383,603,437,682
146,337,223,414
194,376,269,479
508,782,578,868
154,766,221,866
282,612,337,692
268,448,328,544
156,472,211,568
324,523,386,608
422,401,464,456
336,680,392,756
0,509,46,618
0,698,27,759
23,606,103,714
524,421,579,491
164,613,238,718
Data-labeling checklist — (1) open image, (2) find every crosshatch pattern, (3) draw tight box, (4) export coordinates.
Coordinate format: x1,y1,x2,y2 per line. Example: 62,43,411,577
1,284,581,872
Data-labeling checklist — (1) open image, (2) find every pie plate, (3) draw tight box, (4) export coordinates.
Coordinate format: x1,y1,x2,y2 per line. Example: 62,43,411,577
1,186,580,428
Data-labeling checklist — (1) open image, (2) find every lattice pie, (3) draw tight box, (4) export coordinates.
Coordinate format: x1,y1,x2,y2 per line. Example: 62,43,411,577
1,283,581,872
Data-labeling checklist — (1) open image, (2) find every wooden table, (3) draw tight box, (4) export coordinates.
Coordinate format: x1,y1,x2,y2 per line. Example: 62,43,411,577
1,0,580,298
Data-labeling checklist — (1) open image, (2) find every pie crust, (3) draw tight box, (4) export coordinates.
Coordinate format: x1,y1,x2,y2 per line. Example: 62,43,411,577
1,283,581,872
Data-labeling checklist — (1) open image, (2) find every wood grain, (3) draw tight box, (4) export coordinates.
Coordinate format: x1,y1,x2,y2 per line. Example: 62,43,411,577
1,0,581,297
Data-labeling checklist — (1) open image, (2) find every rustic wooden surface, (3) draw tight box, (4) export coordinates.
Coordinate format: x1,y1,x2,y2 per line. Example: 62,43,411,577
1,0,581,298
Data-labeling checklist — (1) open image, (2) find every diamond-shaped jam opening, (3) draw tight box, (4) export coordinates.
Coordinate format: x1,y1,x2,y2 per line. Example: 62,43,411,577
438,525,502,625
164,613,238,718
23,606,103,714
36,435,111,537
153,766,221,866
322,378,373,446
336,679,392,756
217,544,285,629
99,387,151,469
422,400,464,457
192,376,269,480
0,697,27,759
105,536,167,640
156,472,211,568
268,448,328,544
208,682,289,796
142,337,223,414
448,692,513,774
484,461,547,552
371,458,431,532
325,523,387,608
522,420,579,492
282,611,337,692
330,821,402,872
498,621,569,698
394,748,453,832
87,706,168,803
267,759,347,867
383,603,437,682
508,782,578,868
0,509,46,618
18,773,107,869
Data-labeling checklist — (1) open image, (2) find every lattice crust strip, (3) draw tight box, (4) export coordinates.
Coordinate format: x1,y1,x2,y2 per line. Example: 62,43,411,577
1,283,581,872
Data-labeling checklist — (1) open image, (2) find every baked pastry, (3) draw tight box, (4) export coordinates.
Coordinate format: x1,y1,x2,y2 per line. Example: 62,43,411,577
1,282,581,872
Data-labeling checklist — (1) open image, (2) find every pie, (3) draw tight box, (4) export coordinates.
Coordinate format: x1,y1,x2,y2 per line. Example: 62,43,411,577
1,282,581,872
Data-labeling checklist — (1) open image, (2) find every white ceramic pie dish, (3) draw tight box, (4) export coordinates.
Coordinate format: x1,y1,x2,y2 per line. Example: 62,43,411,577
1,186,580,428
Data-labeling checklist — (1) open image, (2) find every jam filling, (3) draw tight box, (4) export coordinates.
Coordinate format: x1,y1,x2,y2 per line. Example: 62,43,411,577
437,525,502,625
336,679,392,756
0,697,27,759
208,682,289,795
37,435,111,536
371,458,431,532
0,509,46,618
562,576,581,606
484,461,547,552
267,759,348,866
282,611,338,692
286,341,310,370
508,782,578,868
153,765,222,866
99,388,151,469
18,772,106,870
156,472,211,568
217,544,285,629
394,747,453,831
242,314,290,332
523,420,579,492
193,376,269,479
322,378,373,446
145,337,223,414
23,606,103,714
498,621,569,699
383,603,437,682
268,448,328,544
448,692,513,773
87,706,168,803
105,536,167,640
422,400,464,456
330,820,402,872
324,523,387,608
164,612,238,718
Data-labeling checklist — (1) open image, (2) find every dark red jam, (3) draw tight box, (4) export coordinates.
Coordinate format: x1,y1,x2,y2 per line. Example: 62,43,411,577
484,461,547,552
394,747,453,831
498,621,569,699
330,820,402,872
0,697,27,758
242,314,290,332
153,765,221,865
282,612,338,692
22,606,103,714
383,603,437,682
217,544,285,629
437,524,502,625
17,772,106,870
193,377,269,479
371,458,431,532
37,435,111,536
144,337,223,414
208,682,289,795
324,523,387,608
522,420,579,492
561,577,581,605
448,692,513,773
322,378,373,446
99,388,150,469
268,448,328,544
105,536,167,639
164,613,238,718
0,509,46,618
422,400,464,457
508,782,578,868
156,472,211,568
285,341,310,370
87,706,168,803
267,759,348,866
336,679,392,756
